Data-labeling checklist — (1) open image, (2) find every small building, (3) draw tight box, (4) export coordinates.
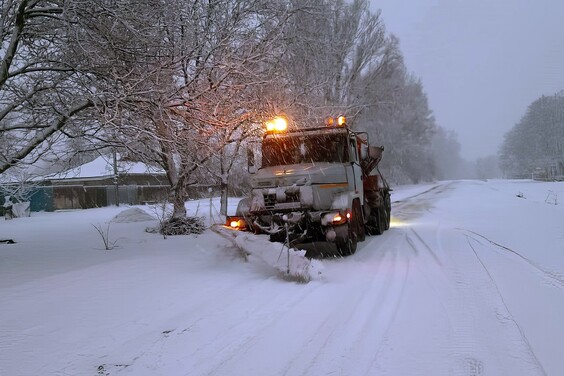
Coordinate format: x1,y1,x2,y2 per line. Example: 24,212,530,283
547,161,564,181
532,161,564,181
1,155,170,212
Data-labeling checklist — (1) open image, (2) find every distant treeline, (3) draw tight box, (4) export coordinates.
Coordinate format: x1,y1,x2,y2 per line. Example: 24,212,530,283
500,91,564,179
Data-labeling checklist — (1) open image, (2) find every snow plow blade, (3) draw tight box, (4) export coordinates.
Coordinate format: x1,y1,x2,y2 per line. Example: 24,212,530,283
211,225,323,283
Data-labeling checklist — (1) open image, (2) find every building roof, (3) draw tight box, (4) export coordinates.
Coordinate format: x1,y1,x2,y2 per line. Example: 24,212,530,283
1,155,166,185
47,155,166,181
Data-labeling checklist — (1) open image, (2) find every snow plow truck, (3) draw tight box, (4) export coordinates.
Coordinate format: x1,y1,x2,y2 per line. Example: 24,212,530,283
227,115,391,256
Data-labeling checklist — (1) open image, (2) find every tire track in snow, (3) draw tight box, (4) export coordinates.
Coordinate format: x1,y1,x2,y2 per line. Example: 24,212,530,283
197,281,326,376
116,279,324,376
359,251,410,376
392,181,457,223
248,232,408,376
465,237,548,376
406,228,443,267
98,271,322,375
402,226,455,317
279,232,411,376
317,256,408,376
365,209,546,374
392,182,449,205
96,276,271,373
364,226,461,375
115,230,407,375
460,229,564,289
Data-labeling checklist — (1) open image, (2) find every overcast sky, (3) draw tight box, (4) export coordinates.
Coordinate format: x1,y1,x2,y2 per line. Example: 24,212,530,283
371,0,564,160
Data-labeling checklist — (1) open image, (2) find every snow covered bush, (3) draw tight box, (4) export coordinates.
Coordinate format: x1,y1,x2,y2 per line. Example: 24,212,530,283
147,216,206,236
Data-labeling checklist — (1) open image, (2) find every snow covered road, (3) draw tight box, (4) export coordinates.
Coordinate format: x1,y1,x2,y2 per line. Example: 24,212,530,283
1,180,563,375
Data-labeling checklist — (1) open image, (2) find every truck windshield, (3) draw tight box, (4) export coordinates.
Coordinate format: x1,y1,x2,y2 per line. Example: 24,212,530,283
262,134,349,167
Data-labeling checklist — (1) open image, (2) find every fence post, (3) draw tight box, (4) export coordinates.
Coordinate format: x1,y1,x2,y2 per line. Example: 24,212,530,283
113,149,119,207
208,187,213,226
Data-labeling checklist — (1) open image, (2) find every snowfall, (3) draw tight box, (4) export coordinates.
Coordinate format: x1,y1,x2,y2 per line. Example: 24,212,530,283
1,179,563,376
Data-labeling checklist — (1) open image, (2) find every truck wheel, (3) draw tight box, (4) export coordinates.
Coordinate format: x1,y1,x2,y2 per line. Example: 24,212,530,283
336,237,357,256
365,209,380,236
384,194,391,230
353,199,365,242
337,202,362,256
378,207,387,234
371,208,385,235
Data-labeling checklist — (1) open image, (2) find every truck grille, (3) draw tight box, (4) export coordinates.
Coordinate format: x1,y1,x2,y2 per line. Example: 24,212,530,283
286,190,300,202
263,190,301,210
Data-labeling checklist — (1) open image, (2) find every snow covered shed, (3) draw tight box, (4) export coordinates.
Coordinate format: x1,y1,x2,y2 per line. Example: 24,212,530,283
34,155,170,211
1,155,224,213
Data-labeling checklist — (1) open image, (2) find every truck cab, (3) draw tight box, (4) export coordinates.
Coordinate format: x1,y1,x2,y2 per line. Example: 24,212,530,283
230,116,390,256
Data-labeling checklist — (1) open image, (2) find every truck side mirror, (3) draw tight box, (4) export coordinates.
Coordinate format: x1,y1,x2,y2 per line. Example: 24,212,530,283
247,147,257,174
360,144,368,160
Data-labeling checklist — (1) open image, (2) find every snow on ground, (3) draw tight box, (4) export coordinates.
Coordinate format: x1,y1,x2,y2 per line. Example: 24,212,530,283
111,207,156,223
231,231,324,282
1,180,563,375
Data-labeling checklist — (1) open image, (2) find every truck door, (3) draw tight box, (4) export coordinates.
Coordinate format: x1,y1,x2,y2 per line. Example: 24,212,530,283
349,137,363,201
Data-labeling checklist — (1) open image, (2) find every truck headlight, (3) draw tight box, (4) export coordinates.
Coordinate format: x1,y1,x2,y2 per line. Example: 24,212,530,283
225,216,248,230
322,211,350,226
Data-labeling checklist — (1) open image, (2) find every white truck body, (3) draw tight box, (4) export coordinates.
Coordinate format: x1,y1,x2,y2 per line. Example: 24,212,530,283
232,121,391,256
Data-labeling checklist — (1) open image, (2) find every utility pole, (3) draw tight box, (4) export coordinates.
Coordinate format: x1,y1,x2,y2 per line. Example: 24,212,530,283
113,149,119,207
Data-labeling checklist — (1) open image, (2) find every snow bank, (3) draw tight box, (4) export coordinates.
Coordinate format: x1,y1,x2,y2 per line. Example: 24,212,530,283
233,232,324,283
111,207,155,223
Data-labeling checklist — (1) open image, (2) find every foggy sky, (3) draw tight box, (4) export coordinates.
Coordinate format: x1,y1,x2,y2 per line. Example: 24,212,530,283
372,0,564,160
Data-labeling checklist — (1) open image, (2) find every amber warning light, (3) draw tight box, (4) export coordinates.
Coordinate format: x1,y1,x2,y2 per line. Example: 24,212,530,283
325,116,346,127
265,117,288,133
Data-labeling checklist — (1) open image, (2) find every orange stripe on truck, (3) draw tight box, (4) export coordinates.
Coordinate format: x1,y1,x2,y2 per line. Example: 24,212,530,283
318,182,349,189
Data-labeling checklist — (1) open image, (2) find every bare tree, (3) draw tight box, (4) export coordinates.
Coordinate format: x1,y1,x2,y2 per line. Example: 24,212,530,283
277,0,391,121
0,0,100,174
1,0,444,212
358,66,438,183
67,0,290,218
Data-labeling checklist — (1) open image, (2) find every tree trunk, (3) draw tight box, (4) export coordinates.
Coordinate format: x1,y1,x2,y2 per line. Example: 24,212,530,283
220,180,228,216
218,146,228,216
172,183,187,218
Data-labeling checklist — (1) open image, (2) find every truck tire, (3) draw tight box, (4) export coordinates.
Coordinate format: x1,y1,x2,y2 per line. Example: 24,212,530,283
365,208,381,236
378,206,388,234
353,199,365,242
375,207,386,235
336,201,362,256
384,194,391,230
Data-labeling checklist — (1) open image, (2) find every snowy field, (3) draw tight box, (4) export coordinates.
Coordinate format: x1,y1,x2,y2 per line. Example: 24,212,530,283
1,179,564,376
